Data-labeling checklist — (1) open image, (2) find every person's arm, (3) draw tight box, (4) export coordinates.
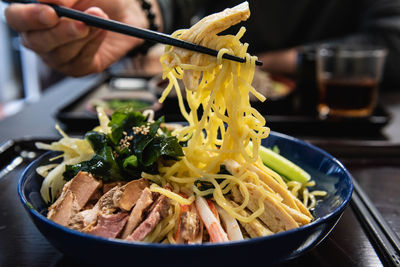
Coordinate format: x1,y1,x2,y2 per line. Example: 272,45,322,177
5,0,163,77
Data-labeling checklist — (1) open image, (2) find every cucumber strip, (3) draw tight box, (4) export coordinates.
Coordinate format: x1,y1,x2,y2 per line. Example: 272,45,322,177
250,142,311,184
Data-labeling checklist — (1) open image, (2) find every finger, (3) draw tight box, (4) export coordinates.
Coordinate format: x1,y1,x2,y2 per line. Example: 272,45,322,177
45,7,109,76
5,3,58,32
21,19,89,53
56,30,108,76
21,6,107,54
40,26,102,67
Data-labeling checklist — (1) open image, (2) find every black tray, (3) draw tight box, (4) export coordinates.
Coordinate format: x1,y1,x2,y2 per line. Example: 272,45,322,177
264,105,391,137
55,75,162,132
54,75,391,137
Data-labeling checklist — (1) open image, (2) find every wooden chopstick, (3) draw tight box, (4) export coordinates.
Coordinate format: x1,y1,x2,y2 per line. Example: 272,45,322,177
4,0,262,66
350,178,400,266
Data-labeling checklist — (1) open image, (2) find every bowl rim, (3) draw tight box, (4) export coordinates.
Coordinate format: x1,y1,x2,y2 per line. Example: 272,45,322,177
18,131,353,250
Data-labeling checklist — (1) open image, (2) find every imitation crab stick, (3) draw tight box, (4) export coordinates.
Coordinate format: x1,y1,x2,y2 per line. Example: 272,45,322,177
216,205,243,241
195,196,229,242
206,199,220,223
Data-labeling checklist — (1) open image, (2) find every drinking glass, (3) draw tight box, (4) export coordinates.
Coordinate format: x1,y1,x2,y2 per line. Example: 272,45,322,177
316,45,387,118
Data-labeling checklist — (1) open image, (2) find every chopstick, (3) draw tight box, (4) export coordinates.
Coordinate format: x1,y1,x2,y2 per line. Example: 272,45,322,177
3,0,263,66
350,178,400,267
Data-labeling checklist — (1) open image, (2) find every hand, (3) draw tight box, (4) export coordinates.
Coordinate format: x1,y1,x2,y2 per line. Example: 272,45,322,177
5,0,162,76
257,48,298,76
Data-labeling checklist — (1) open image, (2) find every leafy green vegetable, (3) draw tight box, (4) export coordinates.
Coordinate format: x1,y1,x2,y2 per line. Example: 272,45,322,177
63,109,184,183
160,136,184,158
109,109,147,145
64,154,110,181
85,131,107,153
123,155,138,168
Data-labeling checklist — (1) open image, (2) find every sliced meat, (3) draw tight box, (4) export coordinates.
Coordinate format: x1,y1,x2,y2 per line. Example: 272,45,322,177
70,207,100,231
48,171,102,228
96,186,119,214
113,178,149,211
180,2,250,45
230,201,273,238
165,2,250,91
103,181,126,194
67,171,102,210
69,212,84,231
47,190,80,227
224,159,300,212
293,196,313,218
231,183,299,232
247,163,300,211
84,188,103,209
126,195,170,242
180,208,202,243
121,187,154,238
282,204,312,226
79,208,99,227
84,212,129,239
70,185,122,230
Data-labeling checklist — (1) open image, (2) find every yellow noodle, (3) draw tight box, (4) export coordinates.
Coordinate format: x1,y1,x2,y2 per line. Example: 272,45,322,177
144,21,319,240
150,183,195,205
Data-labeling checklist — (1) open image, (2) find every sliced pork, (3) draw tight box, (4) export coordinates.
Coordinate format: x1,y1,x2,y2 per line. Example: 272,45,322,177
113,178,149,211
69,185,121,230
47,190,79,227
96,186,120,214
84,212,129,239
67,171,102,210
126,195,170,242
47,171,101,226
103,181,126,194
121,187,154,238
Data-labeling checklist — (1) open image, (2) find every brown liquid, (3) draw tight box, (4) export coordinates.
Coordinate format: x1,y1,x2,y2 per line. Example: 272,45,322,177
318,77,378,117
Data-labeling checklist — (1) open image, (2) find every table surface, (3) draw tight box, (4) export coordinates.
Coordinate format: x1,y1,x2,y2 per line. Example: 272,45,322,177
0,74,400,266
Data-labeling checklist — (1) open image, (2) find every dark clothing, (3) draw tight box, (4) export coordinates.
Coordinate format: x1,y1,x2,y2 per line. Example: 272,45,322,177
158,0,400,89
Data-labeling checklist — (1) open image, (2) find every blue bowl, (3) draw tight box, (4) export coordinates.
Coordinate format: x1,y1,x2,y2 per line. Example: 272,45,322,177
18,131,353,266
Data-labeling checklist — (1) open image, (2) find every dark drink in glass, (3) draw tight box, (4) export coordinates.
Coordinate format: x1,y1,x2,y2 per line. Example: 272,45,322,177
316,45,386,118
317,77,378,117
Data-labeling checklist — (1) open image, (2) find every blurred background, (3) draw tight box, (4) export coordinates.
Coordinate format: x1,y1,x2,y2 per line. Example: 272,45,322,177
0,2,64,120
